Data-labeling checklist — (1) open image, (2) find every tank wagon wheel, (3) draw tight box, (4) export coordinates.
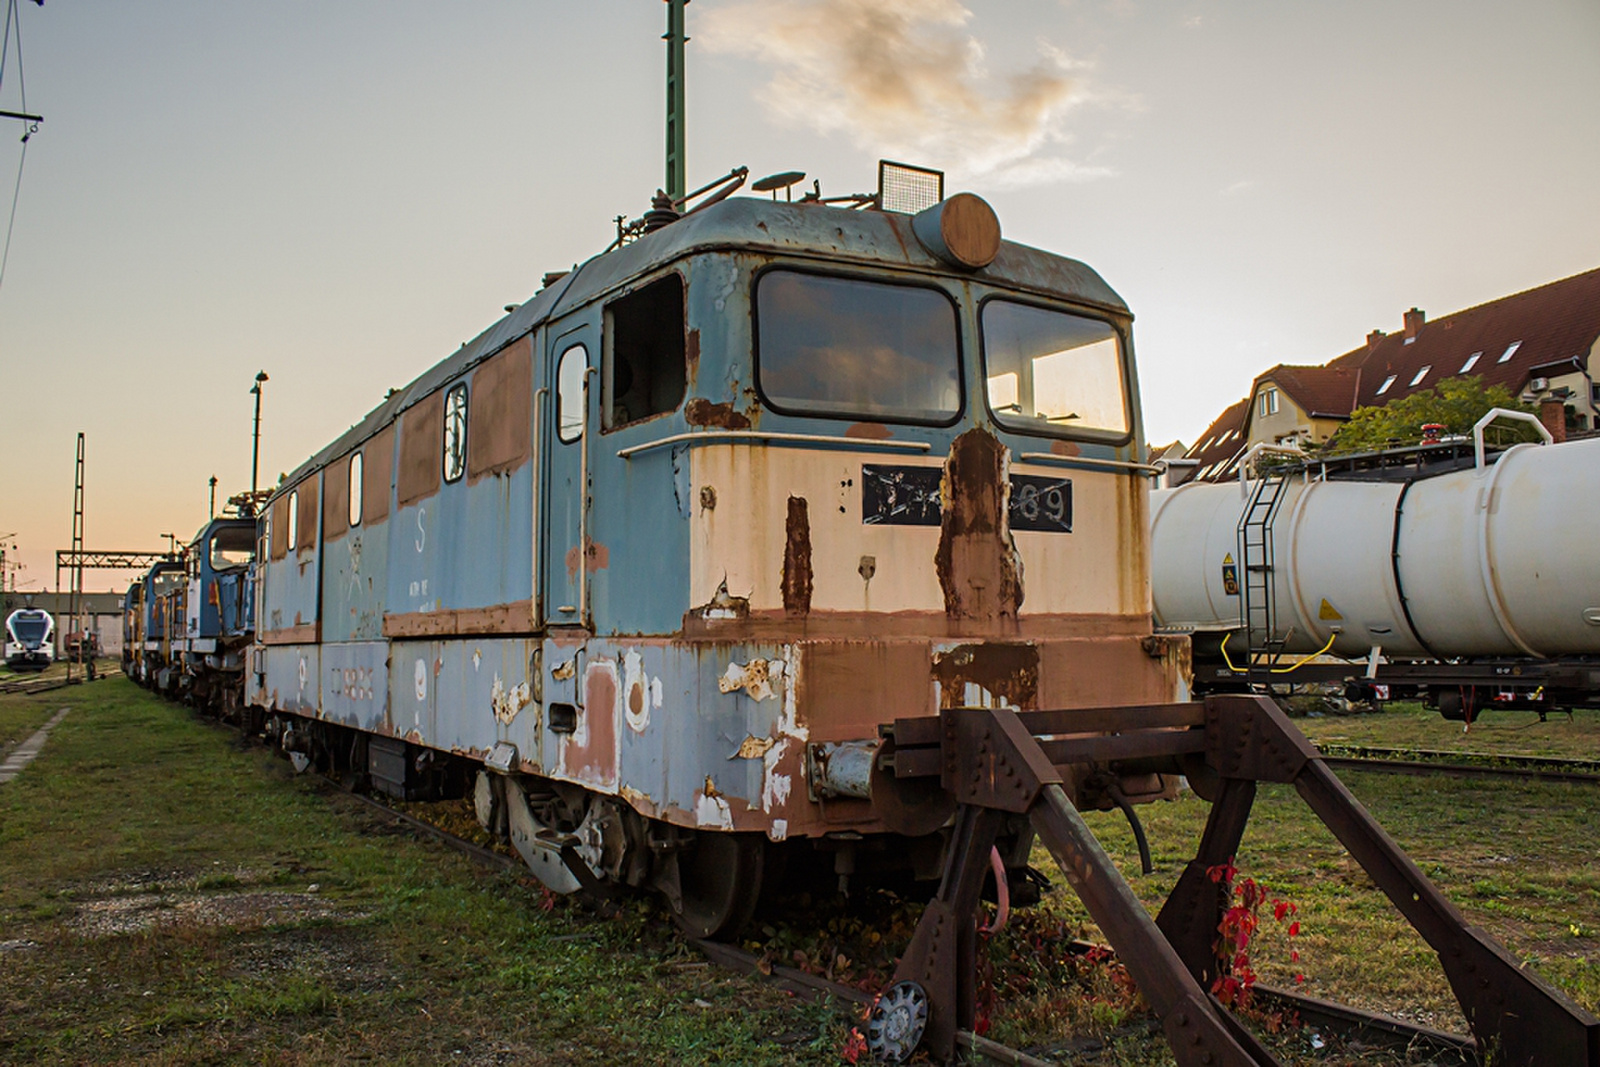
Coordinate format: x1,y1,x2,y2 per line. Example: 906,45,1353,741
671,831,764,941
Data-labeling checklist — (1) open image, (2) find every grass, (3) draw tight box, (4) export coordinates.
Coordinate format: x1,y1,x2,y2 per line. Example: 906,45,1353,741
0,680,853,1065
4,682,1595,1065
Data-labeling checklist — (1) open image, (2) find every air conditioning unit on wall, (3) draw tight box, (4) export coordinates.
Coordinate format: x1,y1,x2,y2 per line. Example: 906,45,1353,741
1528,377,1550,392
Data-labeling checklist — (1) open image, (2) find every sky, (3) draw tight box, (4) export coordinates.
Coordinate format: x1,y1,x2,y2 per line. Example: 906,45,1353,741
0,0,1596,592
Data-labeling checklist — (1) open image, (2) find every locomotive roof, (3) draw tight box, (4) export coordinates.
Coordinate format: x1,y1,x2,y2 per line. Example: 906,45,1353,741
274,195,1129,492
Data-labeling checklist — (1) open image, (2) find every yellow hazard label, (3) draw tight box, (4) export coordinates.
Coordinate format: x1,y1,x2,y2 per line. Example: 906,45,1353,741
1222,553,1234,564
1318,598,1343,621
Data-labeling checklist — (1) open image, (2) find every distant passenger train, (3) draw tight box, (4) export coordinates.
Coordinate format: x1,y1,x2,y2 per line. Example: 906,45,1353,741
5,608,55,670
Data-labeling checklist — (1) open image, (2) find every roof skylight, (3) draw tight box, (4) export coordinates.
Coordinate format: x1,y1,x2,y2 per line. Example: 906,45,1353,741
1497,340,1522,363
1410,365,1431,387
1376,374,1397,395
1460,352,1481,373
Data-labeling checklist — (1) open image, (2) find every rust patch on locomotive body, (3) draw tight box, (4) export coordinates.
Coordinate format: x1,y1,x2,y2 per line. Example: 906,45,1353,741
564,539,611,581
844,421,892,440
781,496,813,617
684,327,700,379
684,397,751,430
563,661,619,789
934,428,1023,622
1050,439,1082,457
932,642,1040,709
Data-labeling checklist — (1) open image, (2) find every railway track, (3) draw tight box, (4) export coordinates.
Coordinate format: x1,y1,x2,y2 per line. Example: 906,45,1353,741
0,674,80,695
330,773,1484,1066
1317,744,1600,786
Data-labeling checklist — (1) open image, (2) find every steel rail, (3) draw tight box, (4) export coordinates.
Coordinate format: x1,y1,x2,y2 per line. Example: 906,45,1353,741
1325,756,1600,786
1317,744,1600,785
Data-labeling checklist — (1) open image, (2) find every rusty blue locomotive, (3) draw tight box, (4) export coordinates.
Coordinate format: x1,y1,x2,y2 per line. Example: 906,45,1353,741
243,184,1185,936
125,512,256,706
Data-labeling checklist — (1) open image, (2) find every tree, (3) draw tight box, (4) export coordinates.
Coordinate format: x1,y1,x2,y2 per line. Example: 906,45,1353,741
1320,375,1538,455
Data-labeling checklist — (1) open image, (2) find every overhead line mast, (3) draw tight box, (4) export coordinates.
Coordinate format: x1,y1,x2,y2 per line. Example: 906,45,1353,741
664,0,687,204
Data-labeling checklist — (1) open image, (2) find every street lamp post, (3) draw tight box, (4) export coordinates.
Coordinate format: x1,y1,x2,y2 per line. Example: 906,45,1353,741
250,371,269,496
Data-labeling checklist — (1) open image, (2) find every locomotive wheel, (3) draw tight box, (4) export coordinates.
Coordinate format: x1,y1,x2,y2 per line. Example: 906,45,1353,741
672,831,764,941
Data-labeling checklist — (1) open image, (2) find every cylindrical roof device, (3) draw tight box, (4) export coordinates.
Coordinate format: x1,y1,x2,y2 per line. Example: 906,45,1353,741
911,193,1001,270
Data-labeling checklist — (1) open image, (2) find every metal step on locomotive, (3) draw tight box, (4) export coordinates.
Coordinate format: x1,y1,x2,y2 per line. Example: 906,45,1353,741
233,151,1596,1063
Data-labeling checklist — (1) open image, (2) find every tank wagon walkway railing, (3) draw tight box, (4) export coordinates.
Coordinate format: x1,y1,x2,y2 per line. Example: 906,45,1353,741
871,695,1600,1066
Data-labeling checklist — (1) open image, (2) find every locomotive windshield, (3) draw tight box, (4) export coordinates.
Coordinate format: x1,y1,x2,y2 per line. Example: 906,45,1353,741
8,611,48,644
755,270,961,424
210,526,255,571
981,299,1130,438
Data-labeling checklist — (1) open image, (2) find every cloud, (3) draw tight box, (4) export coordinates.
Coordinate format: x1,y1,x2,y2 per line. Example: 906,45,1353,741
699,0,1108,187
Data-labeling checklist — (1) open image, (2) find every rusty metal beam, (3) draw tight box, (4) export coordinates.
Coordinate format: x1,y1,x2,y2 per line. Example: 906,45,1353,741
885,698,1599,1066
1029,783,1277,1066
890,803,1003,1062
1156,777,1257,985
1295,758,1600,1063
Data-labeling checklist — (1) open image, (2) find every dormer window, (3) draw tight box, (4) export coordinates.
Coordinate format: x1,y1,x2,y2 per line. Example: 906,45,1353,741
1376,374,1397,395
1409,365,1431,387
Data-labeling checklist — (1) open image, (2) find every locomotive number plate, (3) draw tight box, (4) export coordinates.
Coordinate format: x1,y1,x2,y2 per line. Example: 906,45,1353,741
860,465,1072,532
1008,474,1073,533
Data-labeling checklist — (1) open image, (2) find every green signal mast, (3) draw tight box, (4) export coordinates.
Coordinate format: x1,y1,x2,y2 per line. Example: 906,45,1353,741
664,0,688,203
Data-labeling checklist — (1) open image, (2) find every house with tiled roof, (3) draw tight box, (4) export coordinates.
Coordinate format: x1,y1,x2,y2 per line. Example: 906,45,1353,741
1180,398,1249,484
1178,266,1600,483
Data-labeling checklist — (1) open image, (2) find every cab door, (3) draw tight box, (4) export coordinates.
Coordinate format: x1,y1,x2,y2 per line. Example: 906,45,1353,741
542,324,597,629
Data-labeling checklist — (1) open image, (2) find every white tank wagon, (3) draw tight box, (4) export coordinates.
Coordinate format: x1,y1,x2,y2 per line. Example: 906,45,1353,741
1151,415,1600,715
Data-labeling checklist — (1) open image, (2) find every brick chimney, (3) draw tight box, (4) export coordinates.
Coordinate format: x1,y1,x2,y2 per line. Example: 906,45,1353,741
1366,329,1386,353
1403,308,1425,340
1540,398,1568,443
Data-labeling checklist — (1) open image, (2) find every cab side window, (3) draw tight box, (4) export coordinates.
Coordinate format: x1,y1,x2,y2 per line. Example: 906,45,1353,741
557,345,588,443
443,383,468,482
603,274,686,431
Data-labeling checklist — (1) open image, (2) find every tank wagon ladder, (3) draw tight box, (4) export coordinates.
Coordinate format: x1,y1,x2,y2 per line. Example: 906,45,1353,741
874,695,1600,1065
1236,475,1291,668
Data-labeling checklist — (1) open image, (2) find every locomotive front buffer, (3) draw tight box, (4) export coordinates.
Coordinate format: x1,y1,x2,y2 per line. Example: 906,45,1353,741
873,694,1600,1066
